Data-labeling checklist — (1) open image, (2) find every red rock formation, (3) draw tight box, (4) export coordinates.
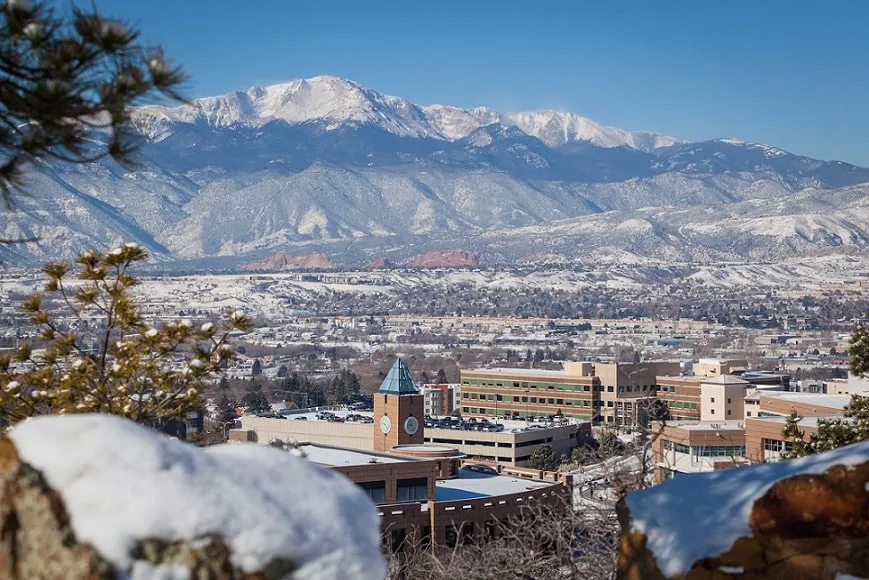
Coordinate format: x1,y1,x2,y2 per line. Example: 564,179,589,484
407,250,480,268
364,257,394,269
242,252,335,271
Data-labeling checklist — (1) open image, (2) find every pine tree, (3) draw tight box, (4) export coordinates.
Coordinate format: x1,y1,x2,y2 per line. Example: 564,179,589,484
779,320,869,458
780,411,814,459
850,324,869,378
0,246,250,427
597,430,624,460
528,444,560,471
215,394,237,424
435,368,449,384
241,382,270,415
0,1,185,205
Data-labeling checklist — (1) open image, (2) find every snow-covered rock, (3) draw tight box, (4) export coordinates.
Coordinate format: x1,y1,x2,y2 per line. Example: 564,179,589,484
617,442,869,579
4,414,384,580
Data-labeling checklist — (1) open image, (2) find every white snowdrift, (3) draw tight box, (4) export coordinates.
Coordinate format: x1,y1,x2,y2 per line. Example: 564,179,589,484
9,414,385,580
625,441,869,577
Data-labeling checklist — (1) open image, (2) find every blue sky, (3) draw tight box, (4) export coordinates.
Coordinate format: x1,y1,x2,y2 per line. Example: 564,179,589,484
82,0,869,165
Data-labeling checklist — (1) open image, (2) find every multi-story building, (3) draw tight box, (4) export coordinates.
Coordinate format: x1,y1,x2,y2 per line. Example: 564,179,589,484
743,391,851,421
657,373,790,422
422,422,589,467
655,376,703,421
230,359,571,553
690,358,748,377
459,361,680,427
421,383,460,416
744,415,828,463
652,421,747,481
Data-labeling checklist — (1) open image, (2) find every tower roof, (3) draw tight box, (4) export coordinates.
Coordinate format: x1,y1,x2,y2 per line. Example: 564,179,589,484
379,359,418,395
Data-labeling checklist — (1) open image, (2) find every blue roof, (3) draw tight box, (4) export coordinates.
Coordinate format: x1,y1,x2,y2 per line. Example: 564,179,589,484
379,359,418,395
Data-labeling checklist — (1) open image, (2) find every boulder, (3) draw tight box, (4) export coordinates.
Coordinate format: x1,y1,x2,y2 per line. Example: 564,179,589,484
617,442,869,579
0,414,384,579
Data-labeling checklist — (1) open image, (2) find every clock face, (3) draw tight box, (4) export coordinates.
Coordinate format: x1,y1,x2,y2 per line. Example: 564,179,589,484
404,416,419,435
379,415,391,434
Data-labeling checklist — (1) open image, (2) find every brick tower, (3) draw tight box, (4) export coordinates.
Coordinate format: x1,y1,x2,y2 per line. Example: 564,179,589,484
373,359,424,452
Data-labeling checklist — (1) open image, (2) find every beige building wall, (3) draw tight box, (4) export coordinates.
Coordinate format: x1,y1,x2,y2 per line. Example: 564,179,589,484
700,382,746,422
693,359,748,377
423,423,590,467
239,416,375,449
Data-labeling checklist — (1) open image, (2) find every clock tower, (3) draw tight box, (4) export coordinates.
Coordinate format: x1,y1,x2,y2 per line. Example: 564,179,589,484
373,359,424,452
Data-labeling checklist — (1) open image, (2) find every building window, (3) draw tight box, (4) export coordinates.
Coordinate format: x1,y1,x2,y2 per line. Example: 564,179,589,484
358,480,386,504
607,386,614,392
710,409,715,414
727,398,731,404
396,478,428,502
710,398,715,403
584,385,590,391
693,446,746,457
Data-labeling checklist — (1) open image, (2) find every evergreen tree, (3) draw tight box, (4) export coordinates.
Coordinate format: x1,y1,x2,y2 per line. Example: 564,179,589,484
779,322,869,458
597,430,625,460
217,376,230,392
0,246,249,427
419,370,430,384
850,324,869,378
528,444,560,471
215,394,237,424
780,411,813,459
0,1,185,204
242,382,270,415
435,368,449,384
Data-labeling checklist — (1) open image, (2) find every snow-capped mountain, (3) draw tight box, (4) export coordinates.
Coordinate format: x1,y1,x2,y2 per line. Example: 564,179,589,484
135,75,676,150
1,75,868,267
508,110,679,150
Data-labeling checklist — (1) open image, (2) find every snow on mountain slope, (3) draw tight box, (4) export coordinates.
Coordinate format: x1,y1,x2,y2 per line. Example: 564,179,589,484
136,76,435,140
419,105,504,140
509,110,679,150
134,75,678,150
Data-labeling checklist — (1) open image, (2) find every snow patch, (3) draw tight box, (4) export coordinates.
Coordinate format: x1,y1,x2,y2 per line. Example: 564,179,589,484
626,442,869,578
9,414,384,580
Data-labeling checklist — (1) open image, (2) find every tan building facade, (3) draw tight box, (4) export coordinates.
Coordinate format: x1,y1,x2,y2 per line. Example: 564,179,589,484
744,416,822,463
699,375,748,422
655,376,702,421
460,361,680,427
652,422,747,482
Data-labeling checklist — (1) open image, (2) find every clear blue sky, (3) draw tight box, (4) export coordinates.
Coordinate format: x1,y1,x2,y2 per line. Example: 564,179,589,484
79,0,869,165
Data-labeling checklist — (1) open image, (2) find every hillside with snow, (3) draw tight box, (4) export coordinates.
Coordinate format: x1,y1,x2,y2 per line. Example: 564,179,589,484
0,75,867,268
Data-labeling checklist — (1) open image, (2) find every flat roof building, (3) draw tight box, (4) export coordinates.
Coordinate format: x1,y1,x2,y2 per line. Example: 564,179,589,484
231,360,571,554
652,421,747,482
459,361,680,427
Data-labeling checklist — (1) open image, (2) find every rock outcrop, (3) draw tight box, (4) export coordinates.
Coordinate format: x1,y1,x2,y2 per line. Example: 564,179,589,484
363,257,394,269
617,442,869,579
0,414,384,580
407,250,480,268
242,252,336,271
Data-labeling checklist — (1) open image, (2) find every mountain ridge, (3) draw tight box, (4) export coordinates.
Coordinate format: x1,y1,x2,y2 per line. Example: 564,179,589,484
0,75,867,268
134,75,680,151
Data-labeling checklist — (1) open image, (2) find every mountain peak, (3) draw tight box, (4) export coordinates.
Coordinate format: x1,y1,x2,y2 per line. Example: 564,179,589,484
134,75,681,150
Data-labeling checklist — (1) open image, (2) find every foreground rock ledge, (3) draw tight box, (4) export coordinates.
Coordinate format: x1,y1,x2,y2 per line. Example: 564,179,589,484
616,441,869,579
0,414,385,580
